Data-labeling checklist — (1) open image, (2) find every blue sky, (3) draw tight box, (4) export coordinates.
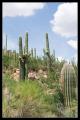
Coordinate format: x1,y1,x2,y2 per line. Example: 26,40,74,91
3,2,78,63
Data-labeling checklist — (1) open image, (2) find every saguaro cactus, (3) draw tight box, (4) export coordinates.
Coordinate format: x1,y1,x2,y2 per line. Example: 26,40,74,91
60,62,77,107
6,35,7,52
34,48,36,59
31,48,33,58
13,50,16,67
44,33,51,72
25,32,28,79
45,33,50,54
23,46,25,54
53,49,55,61
19,36,25,80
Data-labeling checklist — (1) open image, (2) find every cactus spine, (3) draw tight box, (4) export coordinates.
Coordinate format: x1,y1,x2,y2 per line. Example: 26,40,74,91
19,36,25,80
60,63,77,107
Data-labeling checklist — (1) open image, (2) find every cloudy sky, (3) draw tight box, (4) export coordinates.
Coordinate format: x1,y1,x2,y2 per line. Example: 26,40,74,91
2,2,78,63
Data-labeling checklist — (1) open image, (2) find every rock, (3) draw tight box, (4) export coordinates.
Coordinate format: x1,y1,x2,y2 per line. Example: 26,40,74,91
11,72,19,82
35,75,40,80
16,69,20,74
38,69,43,74
28,71,36,80
3,87,9,96
43,74,47,78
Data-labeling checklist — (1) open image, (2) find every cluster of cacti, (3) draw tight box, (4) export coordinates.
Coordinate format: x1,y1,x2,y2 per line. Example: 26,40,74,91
43,33,51,72
60,63,77,107
19,32,30,80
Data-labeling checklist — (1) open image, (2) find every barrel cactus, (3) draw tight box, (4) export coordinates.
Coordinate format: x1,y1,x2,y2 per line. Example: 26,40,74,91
60,62,77,107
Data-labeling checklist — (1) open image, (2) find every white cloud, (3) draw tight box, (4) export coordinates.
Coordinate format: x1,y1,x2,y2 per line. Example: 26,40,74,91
50,3,78,37
3,2,46,17
67,39,77,50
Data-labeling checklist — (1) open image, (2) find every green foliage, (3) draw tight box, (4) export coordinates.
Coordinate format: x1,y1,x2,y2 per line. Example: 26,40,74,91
3,55,9,69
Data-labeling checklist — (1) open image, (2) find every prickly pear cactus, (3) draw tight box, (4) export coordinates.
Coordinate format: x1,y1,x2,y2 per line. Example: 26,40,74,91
60,62,77,107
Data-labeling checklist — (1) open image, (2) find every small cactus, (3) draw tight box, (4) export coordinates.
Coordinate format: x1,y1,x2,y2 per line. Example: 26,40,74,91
60,62,77,107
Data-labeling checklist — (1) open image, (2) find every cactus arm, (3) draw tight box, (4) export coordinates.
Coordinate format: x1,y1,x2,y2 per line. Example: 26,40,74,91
25,32,28,54
19,36,23,56
34,48,36,59
31,48,33,58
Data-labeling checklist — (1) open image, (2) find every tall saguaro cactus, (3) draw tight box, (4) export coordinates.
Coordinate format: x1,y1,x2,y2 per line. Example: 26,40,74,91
46,33,50,53
25,32,28,79
60,63,77,107
19,36,25,80
44,33,51,72
18,32,30,80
